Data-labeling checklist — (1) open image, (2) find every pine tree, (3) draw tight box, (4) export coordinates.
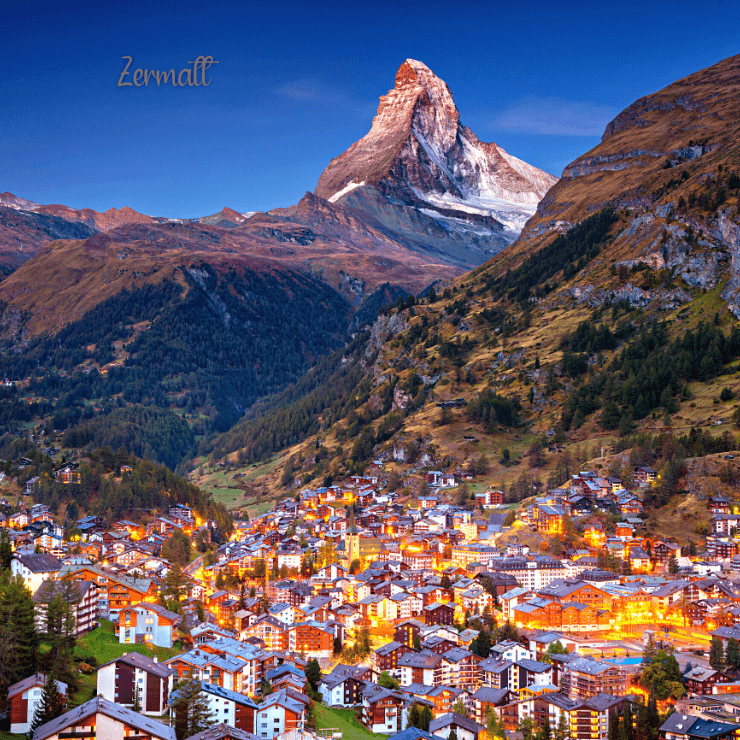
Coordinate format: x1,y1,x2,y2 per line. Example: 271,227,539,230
0,573,38,700
44,589,78,680
305,658,323,695
539,720,552,740
0,529,11,571
710,636,726,671
610,715,621,740
554,713,570,740
333,635,343,655
646,695,660,740
420,705,433,731
170,679,213,740
471,628,492,658
26,673,65,739
667,556,679,575
641,633,657,667
407,703,421,729
727,638,740,672
622,702,634,740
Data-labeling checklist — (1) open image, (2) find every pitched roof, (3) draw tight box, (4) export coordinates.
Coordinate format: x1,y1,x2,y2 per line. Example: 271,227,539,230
13,552,62,573
32,696,175,740
8,673,67,699
429,712,481,736
99,652,175,679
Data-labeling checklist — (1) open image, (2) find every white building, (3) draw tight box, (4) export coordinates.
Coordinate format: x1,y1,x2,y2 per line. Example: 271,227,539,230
97,653,174,716
8,673,67,735
11,552,62,593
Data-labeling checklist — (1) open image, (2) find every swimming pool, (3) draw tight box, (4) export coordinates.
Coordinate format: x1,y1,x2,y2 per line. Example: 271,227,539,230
604,657,642,665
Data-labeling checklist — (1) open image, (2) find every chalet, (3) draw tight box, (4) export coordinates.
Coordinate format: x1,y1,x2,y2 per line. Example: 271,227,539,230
709,497,732,515
30,696,175,740
440,647,482,690
430,712,482,740
395,618,425,648
423,602,455,625
11,552,62,593
398,652,444,687
54,463,80,485
286,621,334,659
471,687,513,723
475,490,505,508
559,657,628,700
8,673,67,735
659,713,740,740
253,688,308,739
653,541,682,564
683,667,731,695
60,563,157,619
714,514,740,536
118,602,179,648
319,669,364,707
97,652,175,715
706,536,738,560
532,504,564,534
425,685,465,715
362,687,407,734
633,465,657,486
373,641,414,675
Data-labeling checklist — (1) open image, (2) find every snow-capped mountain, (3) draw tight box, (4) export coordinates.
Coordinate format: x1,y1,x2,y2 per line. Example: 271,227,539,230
0,192,40,211
314,59,557,266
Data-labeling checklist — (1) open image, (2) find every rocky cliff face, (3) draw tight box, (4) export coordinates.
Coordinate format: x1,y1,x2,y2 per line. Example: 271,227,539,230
315,59,557,267
495,53,740,315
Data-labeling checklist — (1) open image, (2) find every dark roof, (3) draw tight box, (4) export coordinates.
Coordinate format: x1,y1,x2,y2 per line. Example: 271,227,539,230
660,715,740,739
34,580,94,604
429,712,481,736
99,652,175,679
516,658,552,673
398,652,443,669
8,673,67,699
386,729,436,740
32,696,175,740
471,687,510,704
185,725,260,740
585,694,627,711
14,552,62,573
375,641,406,656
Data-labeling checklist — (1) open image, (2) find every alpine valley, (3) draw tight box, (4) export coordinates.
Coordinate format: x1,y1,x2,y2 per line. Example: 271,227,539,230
2,53,740,533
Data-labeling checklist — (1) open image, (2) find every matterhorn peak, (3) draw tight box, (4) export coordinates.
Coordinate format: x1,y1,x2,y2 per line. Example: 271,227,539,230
314,59,557,267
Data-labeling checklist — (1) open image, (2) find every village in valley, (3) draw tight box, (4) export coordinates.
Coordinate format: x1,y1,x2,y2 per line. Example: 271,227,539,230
5,453,740,740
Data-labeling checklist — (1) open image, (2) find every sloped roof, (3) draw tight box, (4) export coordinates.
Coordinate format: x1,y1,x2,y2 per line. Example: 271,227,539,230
32,696,175,740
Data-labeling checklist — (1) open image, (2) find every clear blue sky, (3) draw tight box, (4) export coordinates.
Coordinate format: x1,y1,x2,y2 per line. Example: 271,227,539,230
2,0,739,217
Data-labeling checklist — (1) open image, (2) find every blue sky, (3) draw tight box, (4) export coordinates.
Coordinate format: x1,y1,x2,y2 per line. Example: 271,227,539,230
2,0,739,217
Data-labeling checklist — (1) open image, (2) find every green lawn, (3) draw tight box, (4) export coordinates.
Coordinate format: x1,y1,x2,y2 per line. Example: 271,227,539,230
315,705,389,740
209,486,246,509
75,619,183,666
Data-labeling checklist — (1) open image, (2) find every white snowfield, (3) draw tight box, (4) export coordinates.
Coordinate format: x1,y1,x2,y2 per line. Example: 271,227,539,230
328,181,365,203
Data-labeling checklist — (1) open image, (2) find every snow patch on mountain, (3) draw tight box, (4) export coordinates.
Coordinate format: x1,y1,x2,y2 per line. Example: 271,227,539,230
328,181,365,203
